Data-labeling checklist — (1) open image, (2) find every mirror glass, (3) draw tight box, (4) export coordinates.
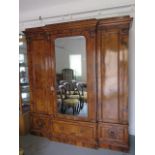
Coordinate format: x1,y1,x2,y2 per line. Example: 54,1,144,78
55,36,88,117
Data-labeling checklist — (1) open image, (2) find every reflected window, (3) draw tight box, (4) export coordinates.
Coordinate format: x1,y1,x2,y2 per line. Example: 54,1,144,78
19,41,23,46
19,33,30,113
69,54,82,77
20,66,26,72
19,54,24,64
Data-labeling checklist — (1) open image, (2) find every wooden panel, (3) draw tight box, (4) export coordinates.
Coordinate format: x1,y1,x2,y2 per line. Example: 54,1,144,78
100,30,119,123
52,120,96,139
98,123,129,151
98,123,128,143
45,19,97,34
31,89,49,114
119,34,129,124
86,31,97,121
28,39,49,89
97,17,131,124
26,34,53,114
51,120,97,148
30,113,50,137
53,122,79,136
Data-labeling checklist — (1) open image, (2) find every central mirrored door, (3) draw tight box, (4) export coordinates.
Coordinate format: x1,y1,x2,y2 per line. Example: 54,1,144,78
54,36,88,117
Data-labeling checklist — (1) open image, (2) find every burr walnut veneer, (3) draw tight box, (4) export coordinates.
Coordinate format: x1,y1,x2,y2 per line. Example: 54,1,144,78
25,16,132,152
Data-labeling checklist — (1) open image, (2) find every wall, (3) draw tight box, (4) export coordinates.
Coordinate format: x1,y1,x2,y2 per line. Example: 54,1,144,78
19,1,135,31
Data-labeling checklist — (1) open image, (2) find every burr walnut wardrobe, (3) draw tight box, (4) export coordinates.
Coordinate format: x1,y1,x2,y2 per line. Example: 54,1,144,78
25,16,132,151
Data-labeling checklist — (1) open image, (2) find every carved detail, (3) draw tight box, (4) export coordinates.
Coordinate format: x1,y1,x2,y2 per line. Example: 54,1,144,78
36,119,45,128
108,128,116,139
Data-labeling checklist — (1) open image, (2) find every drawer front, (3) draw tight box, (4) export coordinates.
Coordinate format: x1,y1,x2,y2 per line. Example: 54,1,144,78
53,122,78,136
98,123,128,144
78,126,95,139
52,120,96,139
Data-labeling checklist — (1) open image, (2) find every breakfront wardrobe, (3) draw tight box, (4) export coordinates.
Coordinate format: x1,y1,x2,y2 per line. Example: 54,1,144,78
25,16,132,151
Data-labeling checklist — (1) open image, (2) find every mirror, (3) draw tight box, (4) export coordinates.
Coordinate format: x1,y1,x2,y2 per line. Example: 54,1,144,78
55,36,88,117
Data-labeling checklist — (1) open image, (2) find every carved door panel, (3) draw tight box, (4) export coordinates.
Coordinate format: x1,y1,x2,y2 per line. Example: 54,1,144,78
27,34,53,114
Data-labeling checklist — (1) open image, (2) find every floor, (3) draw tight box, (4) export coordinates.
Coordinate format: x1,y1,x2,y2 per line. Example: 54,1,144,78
20,134,135,155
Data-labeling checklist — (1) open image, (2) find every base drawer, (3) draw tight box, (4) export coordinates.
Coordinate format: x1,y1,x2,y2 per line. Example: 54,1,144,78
51,120,97,148
98,123,129,151
52,120,96,139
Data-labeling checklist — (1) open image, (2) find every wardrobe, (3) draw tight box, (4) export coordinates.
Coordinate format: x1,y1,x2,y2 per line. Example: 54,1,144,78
25,16,132,151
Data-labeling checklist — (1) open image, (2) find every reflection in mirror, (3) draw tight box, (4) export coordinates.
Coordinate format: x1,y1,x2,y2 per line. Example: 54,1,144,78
55,36,87,117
